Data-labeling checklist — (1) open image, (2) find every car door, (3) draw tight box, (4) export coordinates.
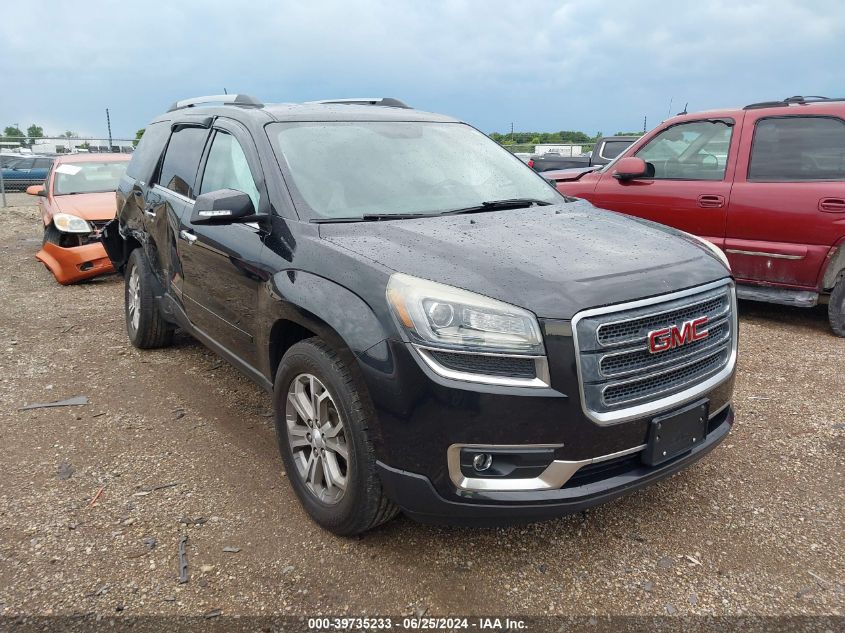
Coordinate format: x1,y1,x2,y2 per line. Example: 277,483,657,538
32,157,54,184
178,119,269,369
145,124,211,300
725,113,845,288
7,158,34,187
588,118,741,247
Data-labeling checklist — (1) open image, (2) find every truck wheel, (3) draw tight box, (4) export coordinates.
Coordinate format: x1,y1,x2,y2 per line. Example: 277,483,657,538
124,249,174,349
274,338,399,535
829,278,845,337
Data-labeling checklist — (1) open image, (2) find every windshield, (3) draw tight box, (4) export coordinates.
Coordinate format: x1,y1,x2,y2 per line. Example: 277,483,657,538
269,121,561,219
54,161,127,195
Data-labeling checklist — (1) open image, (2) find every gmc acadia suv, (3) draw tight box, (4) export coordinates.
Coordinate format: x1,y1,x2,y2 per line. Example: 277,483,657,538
103,94,738,534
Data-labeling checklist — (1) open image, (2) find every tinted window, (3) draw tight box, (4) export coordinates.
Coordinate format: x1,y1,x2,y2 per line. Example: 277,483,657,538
199,131,260,209
33,158,53,169
637,120,733,180
749,116,845,181
157,127,208,198
600,140,632,160
10,158,34,169
126,122,172,182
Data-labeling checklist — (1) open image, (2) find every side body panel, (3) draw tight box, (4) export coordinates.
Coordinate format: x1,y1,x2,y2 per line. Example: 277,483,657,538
725,108,845,289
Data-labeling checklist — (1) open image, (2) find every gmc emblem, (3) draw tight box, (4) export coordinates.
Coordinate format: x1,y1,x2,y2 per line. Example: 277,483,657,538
647,316,709,354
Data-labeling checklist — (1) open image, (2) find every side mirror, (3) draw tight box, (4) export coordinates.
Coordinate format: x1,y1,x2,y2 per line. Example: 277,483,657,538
613,157,653,181
27,185,46,197
191,188,256,225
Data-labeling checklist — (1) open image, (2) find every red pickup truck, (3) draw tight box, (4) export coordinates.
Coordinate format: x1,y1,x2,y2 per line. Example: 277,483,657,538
553,96,845,336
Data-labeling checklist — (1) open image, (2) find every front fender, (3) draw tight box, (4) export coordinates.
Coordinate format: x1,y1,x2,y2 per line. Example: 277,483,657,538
258,270,393,377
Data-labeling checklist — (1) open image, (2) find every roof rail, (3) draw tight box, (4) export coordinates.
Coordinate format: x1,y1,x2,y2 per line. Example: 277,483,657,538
743,95,845,110
308,97,411,109
167,94,263,112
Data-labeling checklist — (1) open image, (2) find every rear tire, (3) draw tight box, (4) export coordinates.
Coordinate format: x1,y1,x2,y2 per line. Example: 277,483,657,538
124,248,174,349
273,338,399,535
829,277,845,337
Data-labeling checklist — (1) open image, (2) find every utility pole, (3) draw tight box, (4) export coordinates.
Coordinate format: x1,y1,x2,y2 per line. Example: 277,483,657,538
510,121,514,139
106,108,113,152
643,116,647,133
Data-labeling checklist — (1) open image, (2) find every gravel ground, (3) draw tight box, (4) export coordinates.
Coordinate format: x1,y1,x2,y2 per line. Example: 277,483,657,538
0,193,843,619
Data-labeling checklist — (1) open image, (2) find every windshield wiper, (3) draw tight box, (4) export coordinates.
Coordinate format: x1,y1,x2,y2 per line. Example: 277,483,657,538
437,198,553,216
311,212,430,224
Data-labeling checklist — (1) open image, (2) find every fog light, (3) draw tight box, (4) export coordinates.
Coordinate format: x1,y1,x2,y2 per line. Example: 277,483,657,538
472,453,493,472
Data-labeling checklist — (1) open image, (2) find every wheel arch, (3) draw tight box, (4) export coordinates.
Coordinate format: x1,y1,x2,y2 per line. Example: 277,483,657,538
263,270,392,383
821,239,845,290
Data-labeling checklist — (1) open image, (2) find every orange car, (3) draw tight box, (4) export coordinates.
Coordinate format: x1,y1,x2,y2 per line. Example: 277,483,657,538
27,153,131,284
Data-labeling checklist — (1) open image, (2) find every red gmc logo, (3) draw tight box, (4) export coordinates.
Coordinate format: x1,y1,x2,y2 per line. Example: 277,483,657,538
648,317,709,354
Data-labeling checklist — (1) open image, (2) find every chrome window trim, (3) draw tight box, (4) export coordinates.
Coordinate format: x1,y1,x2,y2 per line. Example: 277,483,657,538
447,442,645,492
414,345,551,388
571,279,737,425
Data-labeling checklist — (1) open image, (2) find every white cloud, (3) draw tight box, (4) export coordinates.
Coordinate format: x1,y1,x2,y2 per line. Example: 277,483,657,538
1,0,843,135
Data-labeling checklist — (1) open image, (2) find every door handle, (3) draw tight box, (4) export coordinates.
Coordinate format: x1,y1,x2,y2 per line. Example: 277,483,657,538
697,194,725,208
819,197,845,213
179,229,197,244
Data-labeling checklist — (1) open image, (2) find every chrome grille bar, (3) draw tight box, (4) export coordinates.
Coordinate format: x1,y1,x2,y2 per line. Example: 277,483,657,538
571,279,737,425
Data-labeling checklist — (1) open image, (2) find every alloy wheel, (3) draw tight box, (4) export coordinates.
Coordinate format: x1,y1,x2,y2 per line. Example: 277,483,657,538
285,373,349,504
127,265,140,332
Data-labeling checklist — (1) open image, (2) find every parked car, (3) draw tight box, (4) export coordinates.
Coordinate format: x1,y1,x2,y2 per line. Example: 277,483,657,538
553,96,845,336
27,154,130,284
103,94,737,535
1,156,55,190
528,136,638,172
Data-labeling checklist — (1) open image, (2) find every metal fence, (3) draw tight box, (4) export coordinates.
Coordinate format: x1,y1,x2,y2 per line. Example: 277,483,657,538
0,136,136,206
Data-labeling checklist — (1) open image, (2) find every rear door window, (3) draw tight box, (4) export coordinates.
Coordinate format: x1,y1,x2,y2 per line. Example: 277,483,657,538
748,116,845,181
156,127,209,198
636,120,733,180
33,158,53,169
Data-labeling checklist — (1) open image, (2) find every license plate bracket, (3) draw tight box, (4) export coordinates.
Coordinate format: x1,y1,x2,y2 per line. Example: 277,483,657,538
642,399,709,467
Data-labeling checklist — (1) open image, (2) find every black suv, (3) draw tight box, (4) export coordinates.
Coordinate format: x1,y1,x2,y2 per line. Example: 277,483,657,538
104,94,738,535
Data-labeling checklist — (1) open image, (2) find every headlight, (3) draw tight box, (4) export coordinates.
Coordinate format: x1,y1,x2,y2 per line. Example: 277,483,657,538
53,213,93,234
386,273,545,355
682,232,731,271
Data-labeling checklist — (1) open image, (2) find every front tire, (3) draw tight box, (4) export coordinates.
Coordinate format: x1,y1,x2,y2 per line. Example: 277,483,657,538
829,277,845,337
124,248,174,349
274,338,399,535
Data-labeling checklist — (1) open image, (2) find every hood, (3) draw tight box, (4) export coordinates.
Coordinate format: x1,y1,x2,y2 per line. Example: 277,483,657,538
319,200,730,319
53,192,118,221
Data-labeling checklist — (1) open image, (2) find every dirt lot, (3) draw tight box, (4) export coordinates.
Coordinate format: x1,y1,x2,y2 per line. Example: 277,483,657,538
0,193,843,620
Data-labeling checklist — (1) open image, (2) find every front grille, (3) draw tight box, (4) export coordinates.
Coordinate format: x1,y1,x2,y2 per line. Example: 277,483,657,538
573,281,736,422
428,350,536,379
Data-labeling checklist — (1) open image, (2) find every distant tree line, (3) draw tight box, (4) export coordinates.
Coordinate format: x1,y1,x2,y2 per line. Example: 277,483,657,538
490,130,644,145
2,124,80,147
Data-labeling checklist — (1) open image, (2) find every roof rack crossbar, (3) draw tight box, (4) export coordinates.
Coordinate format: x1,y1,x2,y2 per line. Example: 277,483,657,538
167,94,263,112
307,97,411,109
743,95,845,110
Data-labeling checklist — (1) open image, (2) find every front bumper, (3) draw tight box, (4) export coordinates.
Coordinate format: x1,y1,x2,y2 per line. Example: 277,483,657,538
35,241,115,285
377,406,733,525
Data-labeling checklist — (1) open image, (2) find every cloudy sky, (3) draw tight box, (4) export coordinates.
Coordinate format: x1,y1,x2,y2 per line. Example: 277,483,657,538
1,0,843,139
